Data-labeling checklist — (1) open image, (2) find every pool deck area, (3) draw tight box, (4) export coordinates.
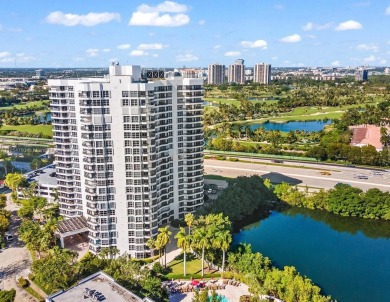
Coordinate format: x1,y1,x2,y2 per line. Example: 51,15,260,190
168,281,250,302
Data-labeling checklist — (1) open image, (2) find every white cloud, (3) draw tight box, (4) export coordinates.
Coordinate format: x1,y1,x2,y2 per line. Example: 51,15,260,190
335,20,363,31
176,54,199,61
224,51,241,57
102,48,111,52
331,60,341,67
363,55,376,62
279,34,301,43
302,22,332,31
117,44,131,49
86,48,99,57
240,39,268,49
213,45,221,49
45,11,120,26
386,5,390,15
129,1,190,27
356,43,379,52
198,19,205,25
137,43,166,50
130,50,149,56
0,51,11,58
273,4,284,10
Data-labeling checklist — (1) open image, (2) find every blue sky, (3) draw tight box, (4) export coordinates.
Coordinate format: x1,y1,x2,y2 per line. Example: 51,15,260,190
0,0,390,68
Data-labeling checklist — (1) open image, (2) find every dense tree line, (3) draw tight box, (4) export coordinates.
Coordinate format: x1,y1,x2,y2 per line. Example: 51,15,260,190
198,176,278,228
30,249,168,301
274,183,390,220
0,194,11,249
227,244,332,302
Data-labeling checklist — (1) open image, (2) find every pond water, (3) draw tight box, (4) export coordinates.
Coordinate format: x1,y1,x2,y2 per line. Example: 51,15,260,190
249,120,331,132
234,208,390,302
20,112,51,122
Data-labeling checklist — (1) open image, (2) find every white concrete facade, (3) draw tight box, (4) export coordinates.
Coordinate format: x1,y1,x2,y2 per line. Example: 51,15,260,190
49,64,204,258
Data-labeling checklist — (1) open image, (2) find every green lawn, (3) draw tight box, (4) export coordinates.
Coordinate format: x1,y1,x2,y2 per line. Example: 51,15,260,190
0,100,50,111
0,125,53,136
166,254,220,279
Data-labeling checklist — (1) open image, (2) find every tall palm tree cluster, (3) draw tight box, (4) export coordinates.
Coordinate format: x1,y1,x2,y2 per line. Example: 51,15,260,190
174,213,232,277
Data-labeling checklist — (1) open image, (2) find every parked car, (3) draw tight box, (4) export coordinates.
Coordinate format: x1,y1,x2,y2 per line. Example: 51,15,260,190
5,234,14,242
207,189,213,194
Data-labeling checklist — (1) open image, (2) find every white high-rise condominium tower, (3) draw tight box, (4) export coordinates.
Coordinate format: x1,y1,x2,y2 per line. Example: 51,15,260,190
49,64,204,258
208,64,225,85
254,63,271,84
228,59,245,84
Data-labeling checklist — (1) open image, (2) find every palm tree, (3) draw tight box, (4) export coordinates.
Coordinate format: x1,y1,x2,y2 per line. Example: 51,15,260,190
175,227,191,276
146,237,156,257
184,213,194,235
193,227,211,276
214,230,232,273
157,226,171,268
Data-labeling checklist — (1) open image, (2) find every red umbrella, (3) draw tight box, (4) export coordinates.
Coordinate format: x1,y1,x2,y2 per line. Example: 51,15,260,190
191,280,200,286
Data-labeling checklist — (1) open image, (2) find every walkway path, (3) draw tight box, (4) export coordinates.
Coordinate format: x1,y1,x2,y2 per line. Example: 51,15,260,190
0,193,33,301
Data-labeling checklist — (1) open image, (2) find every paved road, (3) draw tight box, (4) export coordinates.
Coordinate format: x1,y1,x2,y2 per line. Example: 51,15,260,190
0,195,34,301
205,159,390,192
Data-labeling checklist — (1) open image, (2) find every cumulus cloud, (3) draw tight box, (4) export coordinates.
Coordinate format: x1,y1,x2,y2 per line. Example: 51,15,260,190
331,60,341,67
240,39,268,49
130,50,149,56
356,43,379,52
335,20,363,31
86,48,99,57
302,22,332,31
137,43,166,50
176,54,199,61
0,51,11,58
279,34,301,43
363,55,376,62
0,52,35,63
386,5,390,15
45,11,120,26
129,1,190,27
117,44,131,49
225,51,241,57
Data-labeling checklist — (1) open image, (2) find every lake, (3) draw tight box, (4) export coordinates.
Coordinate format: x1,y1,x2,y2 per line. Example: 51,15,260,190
249,120,331,132
234,208,390,302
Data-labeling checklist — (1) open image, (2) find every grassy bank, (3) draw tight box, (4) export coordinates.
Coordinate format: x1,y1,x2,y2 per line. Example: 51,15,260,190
0,124,53,136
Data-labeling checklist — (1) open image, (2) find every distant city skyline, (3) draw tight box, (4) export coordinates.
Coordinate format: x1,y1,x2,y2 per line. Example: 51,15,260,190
1,0,390,68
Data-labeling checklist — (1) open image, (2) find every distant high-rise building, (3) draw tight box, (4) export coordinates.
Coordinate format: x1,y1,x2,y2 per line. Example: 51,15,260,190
228,59,245,84
207,64,225,85
34,69,46,80
181,69,199,78
253,63,271,84
49,63,204,258
355,68,368,81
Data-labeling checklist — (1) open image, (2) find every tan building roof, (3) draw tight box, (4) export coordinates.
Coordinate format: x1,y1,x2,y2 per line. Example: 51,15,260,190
349,125,389,151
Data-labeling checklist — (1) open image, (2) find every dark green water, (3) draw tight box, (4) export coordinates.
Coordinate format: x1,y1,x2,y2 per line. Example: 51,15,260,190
234,208,390,302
